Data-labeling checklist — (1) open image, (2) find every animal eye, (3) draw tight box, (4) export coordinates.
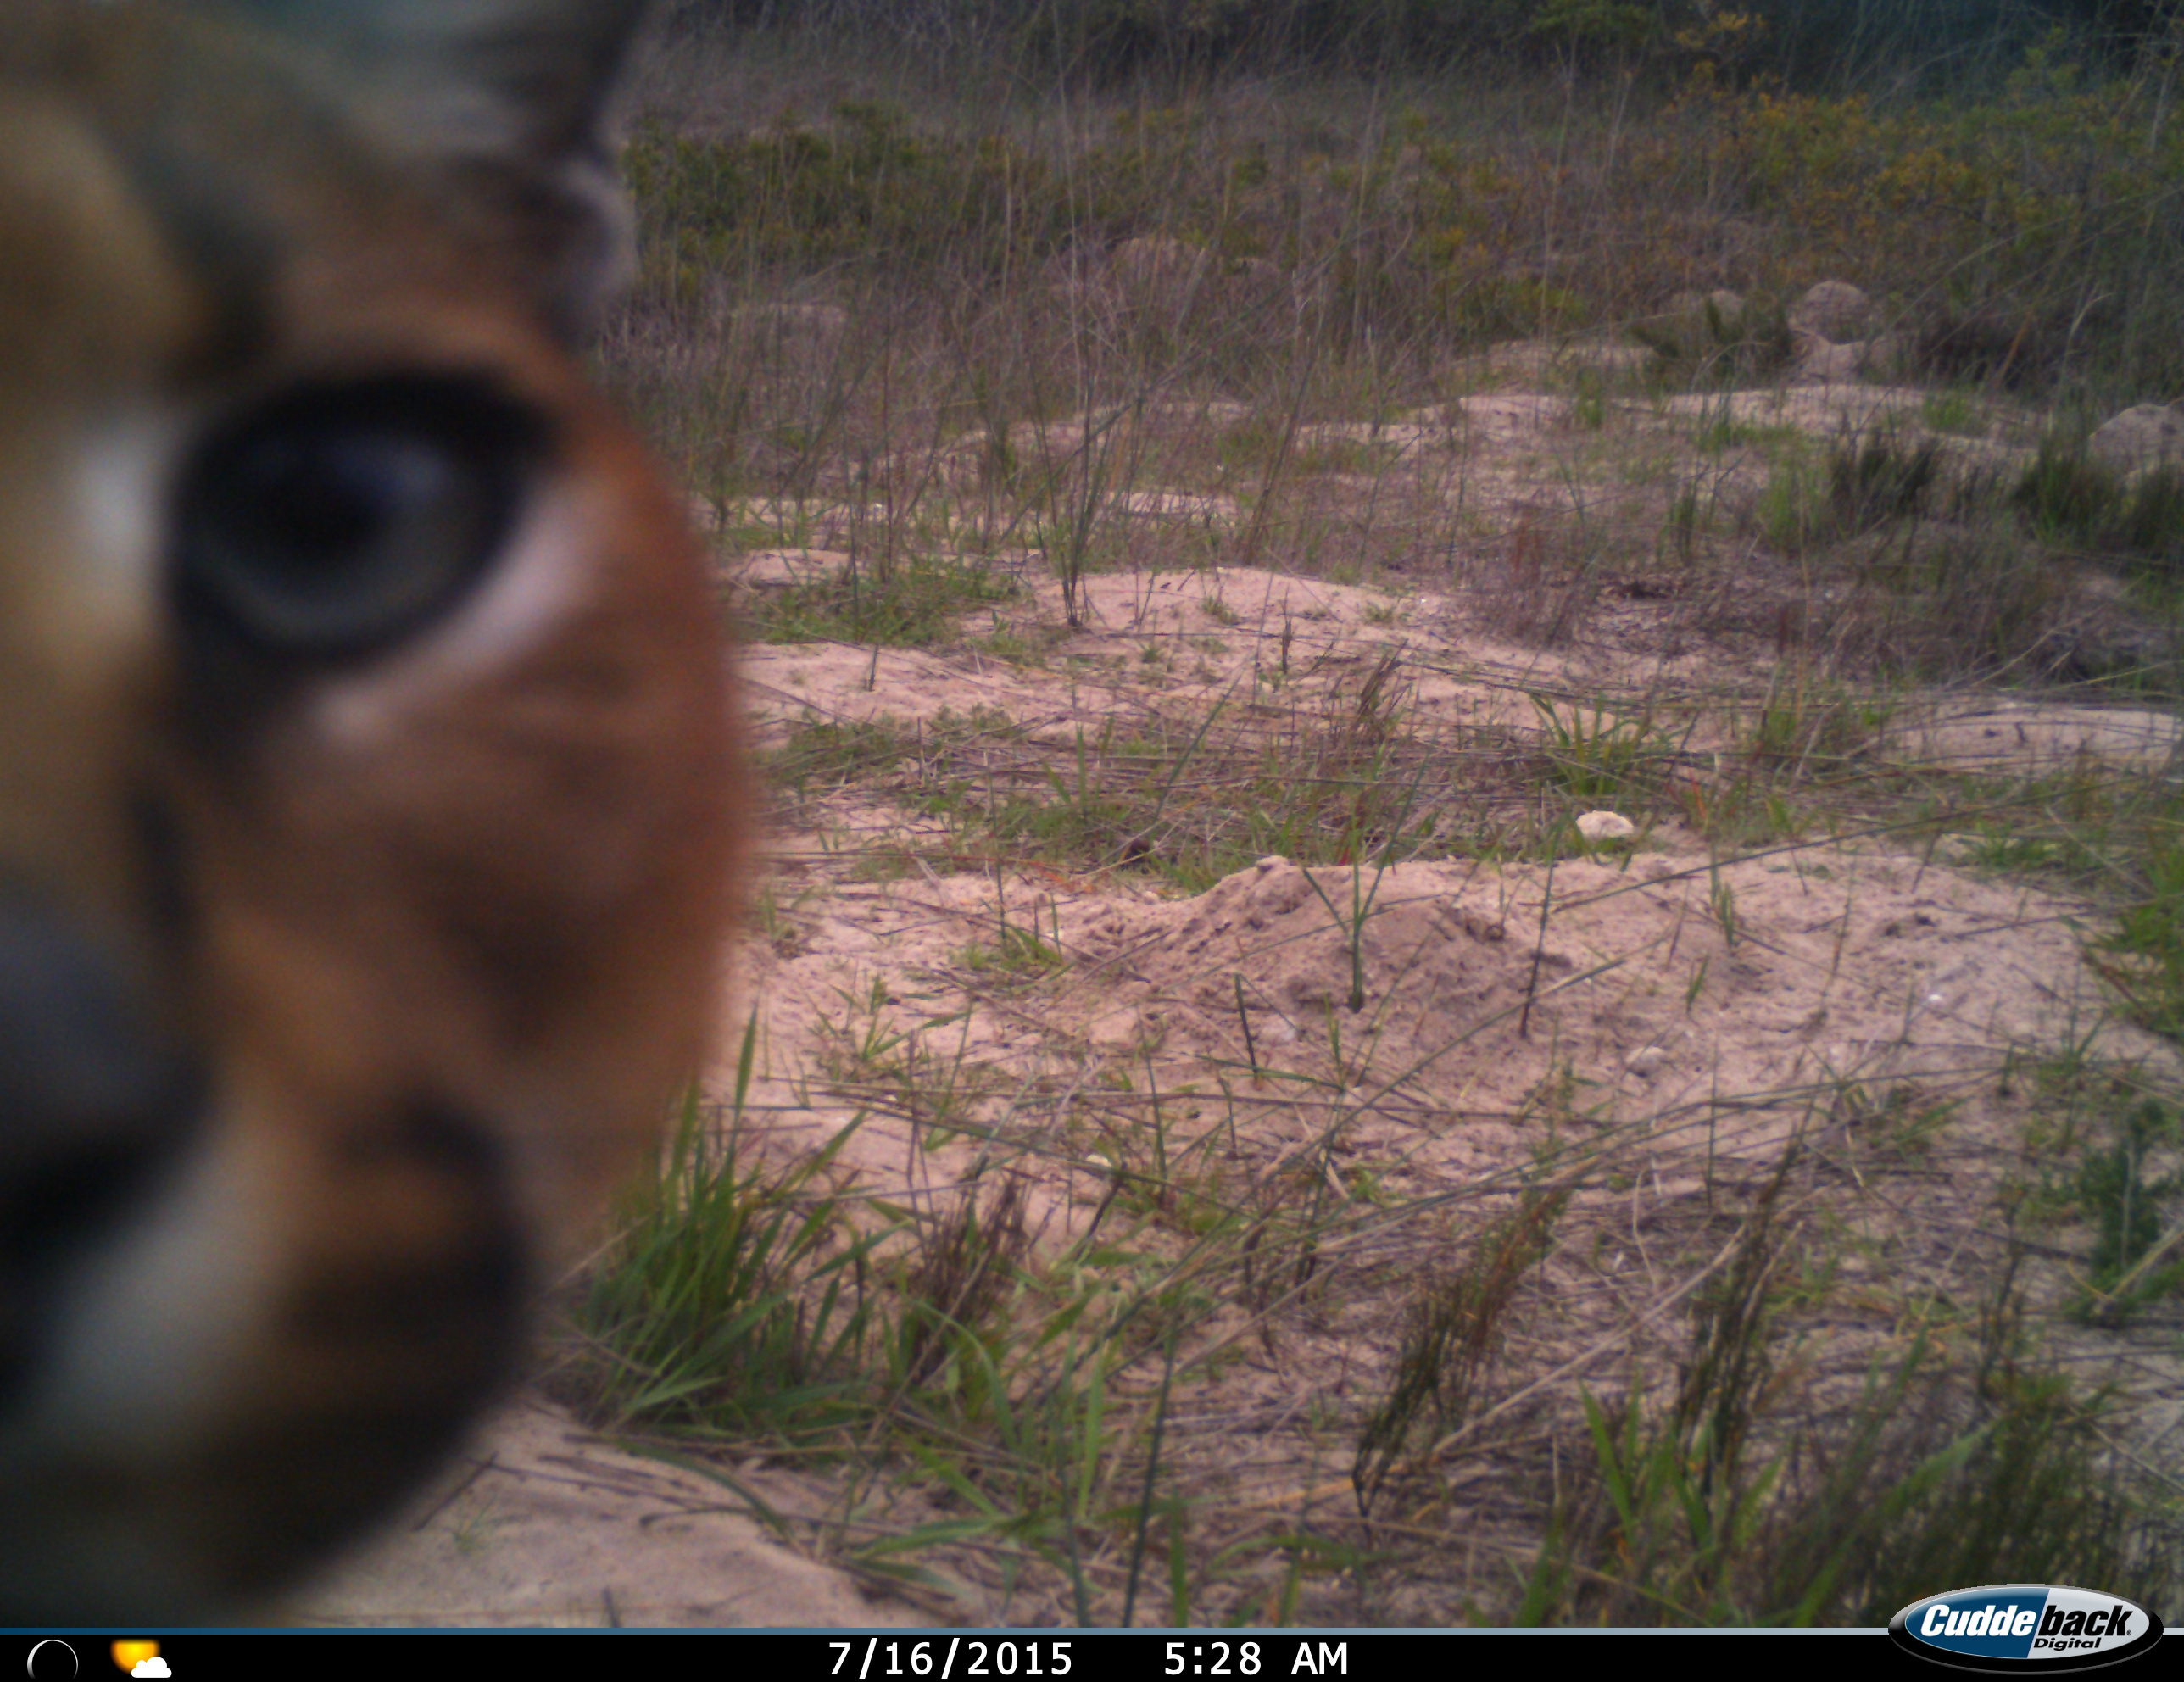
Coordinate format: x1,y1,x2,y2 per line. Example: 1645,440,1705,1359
171,377,544,654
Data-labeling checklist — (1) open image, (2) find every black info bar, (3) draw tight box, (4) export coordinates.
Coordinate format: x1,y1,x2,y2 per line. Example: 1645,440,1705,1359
13,1626,1903,1682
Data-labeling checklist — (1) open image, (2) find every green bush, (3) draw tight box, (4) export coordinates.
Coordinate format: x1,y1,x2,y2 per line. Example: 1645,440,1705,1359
2013,442,2184,567
627,103,1084,293
624,36,2184,401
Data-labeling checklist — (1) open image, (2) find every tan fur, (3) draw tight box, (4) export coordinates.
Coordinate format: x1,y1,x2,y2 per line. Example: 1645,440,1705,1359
0,2,744,1618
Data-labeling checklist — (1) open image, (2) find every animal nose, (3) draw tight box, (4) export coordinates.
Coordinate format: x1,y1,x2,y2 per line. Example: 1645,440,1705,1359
0,896,200,1401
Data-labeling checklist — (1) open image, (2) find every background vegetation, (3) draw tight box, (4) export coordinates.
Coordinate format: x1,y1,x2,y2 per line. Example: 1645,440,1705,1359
660,1,2179,86
561,0,2184,1629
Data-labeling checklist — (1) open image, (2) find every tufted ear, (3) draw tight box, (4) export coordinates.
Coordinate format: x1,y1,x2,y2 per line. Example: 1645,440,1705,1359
214,0,653,335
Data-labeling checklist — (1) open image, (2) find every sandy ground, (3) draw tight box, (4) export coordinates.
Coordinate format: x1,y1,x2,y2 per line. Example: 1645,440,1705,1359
314,356,2183,1627
292,1401,937,1628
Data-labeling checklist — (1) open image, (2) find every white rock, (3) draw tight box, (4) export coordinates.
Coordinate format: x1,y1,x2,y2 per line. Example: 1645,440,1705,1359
1575,810,1637,841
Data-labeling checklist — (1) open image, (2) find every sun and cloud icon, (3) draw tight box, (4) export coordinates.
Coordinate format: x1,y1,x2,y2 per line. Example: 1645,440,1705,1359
108,1646,166,1679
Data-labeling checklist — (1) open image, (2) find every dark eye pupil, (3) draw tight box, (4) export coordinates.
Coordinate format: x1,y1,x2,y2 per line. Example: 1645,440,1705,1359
232,428,454,585
253,434,428,557
173,377,542,656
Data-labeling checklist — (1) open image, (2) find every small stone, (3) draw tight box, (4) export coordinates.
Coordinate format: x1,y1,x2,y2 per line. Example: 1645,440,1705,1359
1575,810,1637,842
1625,1045,1668,1076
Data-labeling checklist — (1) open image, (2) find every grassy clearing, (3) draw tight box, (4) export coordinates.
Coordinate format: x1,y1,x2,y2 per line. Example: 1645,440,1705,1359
715,540,2184,1624
719,631,2184,1622
556,7,2184,1628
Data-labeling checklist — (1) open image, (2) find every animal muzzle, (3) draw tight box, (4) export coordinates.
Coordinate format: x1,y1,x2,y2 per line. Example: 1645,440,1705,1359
0,891,201,1409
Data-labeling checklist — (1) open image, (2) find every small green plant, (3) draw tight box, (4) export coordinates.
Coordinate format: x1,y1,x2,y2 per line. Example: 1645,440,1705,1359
1709,867,1740,950
976,621,1064,666
747,559,1019,647
1693,416,1798,455
577,1050,883,1438
1756,454,1830,554
1836,1081,1955,1166
1299,757,1429,1013
1518,1164,1799,1624
959,921,1066,979
770,716,922,794
2114,467,2184,568
2070,1098,2184,1324
1744,669,1890,771
1663,483,1702,565
1920,390,1982,436
888,1177,1032,1390
1301,857,1387,1016
2013,437,2117,541
444,1492,501,1557
751,883,819,955
1353,1185,1571,1508
1828,430,1938,534
2092,821,2184,1041
1530,696,1682,805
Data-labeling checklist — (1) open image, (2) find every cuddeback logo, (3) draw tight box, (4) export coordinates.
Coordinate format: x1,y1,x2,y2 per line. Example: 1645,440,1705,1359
1888,1585,2165,1671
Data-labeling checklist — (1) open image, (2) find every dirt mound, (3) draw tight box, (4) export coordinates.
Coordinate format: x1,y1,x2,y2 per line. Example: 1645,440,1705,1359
739,841,2152,1202
1047,844,2136,1165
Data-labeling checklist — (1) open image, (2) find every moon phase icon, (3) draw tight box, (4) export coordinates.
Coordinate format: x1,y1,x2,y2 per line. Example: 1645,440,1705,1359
25,1641,77,1680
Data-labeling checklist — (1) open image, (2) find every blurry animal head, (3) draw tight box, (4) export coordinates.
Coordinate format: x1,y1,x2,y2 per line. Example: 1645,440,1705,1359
0,0,743,1619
